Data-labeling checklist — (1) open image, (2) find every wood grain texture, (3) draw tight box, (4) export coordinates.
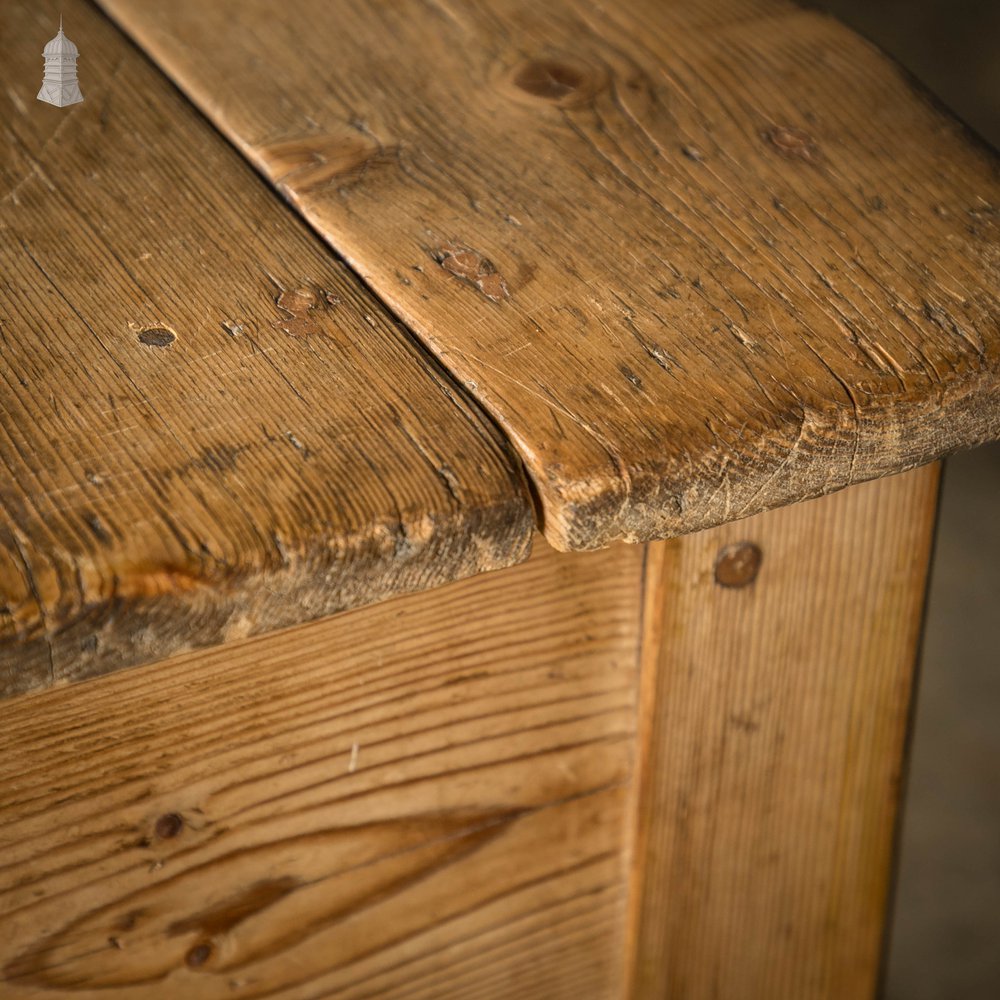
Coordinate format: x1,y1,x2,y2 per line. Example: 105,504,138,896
0,538,644,1000
0,0,534,698
627,464,940,999
98,0,1000,550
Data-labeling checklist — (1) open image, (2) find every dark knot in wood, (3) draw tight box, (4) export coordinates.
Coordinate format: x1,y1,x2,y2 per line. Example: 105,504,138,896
513,59,585,100
185,942,212,968
507,56,604,107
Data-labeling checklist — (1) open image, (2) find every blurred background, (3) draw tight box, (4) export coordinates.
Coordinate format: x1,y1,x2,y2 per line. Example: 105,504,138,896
815,2,1000,996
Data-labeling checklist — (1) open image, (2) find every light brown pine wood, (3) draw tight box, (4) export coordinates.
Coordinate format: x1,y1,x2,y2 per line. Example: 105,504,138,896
0,539,644,1000
0,5,971,994
99,0,1000,550
627,464,940,1000
0,0,533,698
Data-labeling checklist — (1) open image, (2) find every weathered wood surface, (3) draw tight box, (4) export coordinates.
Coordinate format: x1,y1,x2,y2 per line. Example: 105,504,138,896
0,0,533,698
627,464,940,999
0,539,643,1000
99,0,1000,550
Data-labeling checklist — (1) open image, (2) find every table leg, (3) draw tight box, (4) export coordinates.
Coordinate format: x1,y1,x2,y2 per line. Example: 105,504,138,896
627,464,941,999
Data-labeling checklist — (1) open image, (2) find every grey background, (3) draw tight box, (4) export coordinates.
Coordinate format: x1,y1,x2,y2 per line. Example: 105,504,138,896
817,2,999,996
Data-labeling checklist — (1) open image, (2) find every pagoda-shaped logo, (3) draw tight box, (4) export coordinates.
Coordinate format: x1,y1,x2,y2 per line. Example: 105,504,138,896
38,17,83,108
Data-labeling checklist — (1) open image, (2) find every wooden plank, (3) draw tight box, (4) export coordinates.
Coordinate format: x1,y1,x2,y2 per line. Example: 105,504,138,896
0,539,643,1000
626,464,940,999
97,0,1000,550
0,0,534,698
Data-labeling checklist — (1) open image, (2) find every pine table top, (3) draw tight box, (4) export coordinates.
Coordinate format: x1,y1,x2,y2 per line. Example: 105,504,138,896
0,0,533,696
99,0,1000,550
3,0,998,694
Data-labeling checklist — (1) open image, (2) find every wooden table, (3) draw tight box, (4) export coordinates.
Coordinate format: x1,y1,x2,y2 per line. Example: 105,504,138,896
2,1,997,997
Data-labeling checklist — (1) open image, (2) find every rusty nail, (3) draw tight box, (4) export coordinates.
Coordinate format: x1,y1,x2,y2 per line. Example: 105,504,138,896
714,542,762,588
137,326,176,348
155,812,184,839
